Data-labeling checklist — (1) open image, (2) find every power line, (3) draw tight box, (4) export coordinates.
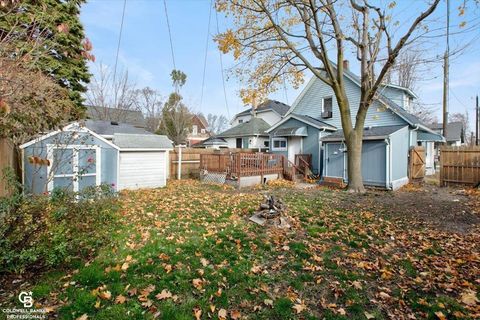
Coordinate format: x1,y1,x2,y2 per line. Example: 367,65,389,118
215,10,230,119
200,0,213,111
163,0,176,70
113,0,127,109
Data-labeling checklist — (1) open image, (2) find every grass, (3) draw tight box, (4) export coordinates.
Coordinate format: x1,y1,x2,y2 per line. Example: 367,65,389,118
1,180,479,320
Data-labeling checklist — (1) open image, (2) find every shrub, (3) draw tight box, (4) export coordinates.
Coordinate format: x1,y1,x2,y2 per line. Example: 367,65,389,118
0,181,120,274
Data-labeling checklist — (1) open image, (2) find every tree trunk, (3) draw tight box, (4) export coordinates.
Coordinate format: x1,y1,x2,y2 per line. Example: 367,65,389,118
345,131,366,193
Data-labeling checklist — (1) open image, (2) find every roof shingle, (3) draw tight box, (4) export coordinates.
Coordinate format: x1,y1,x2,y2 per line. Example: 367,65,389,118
217,117,270,138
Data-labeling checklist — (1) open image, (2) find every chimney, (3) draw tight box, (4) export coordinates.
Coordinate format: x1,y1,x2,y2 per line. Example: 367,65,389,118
342,60,349,70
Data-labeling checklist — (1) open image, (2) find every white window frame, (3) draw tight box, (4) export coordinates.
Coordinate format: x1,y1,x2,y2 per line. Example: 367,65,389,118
271,138,287,151
46,144,101,192
200,128,206,134
321,96,333,113
192,125,198,135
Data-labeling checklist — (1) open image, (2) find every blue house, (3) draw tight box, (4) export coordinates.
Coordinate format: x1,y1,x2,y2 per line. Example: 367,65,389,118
267,66,443,190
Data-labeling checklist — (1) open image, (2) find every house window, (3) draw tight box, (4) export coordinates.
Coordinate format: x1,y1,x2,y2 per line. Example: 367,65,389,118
272,138,287,151
48,145,100,193
201,128,206,134
238,119,244,123
322,97,333,118
192,125,198,135
264,140,269,148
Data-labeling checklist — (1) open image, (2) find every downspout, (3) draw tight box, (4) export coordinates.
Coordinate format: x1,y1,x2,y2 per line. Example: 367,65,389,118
385,138,392,190
318,128,326,177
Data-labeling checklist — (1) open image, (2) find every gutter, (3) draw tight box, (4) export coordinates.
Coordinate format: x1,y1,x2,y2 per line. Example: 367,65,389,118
385,138,392,190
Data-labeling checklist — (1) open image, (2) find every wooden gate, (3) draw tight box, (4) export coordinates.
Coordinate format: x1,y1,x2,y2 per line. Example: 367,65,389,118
440,146,480,187
409,146,425,183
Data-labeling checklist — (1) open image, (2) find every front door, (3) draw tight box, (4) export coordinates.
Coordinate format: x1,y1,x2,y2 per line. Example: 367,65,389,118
288,137,302,164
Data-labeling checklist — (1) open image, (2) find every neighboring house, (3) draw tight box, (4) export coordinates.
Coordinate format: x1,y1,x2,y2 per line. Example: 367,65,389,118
20,121,173,194
230,100,290,127
187,114,211,147
426,121,465,173
86,105,146,128
216,100,291,150
216,117,271,150
267,64,443,190
192,136,229,149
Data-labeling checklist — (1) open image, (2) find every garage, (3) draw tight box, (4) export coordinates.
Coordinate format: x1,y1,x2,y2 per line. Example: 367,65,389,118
118,151,168,190
113,133,172,190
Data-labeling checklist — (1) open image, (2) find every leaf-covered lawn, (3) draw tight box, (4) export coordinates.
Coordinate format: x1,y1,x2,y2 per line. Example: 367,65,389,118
9,181,480,319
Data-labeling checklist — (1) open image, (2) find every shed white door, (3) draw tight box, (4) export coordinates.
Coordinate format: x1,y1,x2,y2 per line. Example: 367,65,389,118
118,151,167,190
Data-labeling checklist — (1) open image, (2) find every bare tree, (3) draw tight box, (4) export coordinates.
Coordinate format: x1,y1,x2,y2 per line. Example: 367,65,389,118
206,113,229,134
85,63,140,122
133,87,163,132
216,0,442,192
450,111,469,143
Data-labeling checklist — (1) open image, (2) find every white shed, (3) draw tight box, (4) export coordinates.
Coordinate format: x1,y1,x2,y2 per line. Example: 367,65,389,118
113,133,172,190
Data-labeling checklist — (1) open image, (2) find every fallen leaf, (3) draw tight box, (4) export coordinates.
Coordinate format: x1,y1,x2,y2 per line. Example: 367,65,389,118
121,262,129,271
434,311,447,320
264,299,273,306
76,315,88,320
115,295,127,304
99,290,112,300
461,289,479,306
192,278,204,290
193,307,202,320
231,310,241,319
218,308,227,320
364,311,375,319
155,289,173,300
292,303,306,314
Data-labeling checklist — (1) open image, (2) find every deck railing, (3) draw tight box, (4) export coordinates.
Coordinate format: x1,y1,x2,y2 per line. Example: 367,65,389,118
200,152,285,178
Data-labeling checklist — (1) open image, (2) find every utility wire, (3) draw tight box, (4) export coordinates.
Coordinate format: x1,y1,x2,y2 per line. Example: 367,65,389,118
215,9,230,119
113,0,127,109
163,0,176,70
200,0,213,111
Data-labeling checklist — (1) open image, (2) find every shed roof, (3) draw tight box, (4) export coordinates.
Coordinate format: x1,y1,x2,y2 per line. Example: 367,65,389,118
84,120,153,136
113,133,173,149
217,117,270,138
272,126,308,137
321,125,407,141
193,136,228,148
428,121,463,142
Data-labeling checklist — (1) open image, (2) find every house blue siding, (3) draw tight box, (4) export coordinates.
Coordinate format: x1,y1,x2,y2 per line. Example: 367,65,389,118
23,131,118,194
293,76,407,128
269,118,322,174
390,126,410,181
323,140,387,187
381,86,405,109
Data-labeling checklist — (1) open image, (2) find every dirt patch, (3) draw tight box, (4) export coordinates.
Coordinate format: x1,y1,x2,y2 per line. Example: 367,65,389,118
332,183,480,234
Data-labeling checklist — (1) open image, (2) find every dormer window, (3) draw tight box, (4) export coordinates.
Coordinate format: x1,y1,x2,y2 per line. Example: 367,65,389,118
321,97,333,119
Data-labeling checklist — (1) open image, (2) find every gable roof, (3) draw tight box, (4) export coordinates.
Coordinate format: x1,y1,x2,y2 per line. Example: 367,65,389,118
266,113,337,133
428,121,463,142
19,122,120,150
86,106,145,128
193,114,209,128
192,136,228,148
217,117,271,138
85,120,153,136
235,100,291,119
113,133,173,149
289,63,437,135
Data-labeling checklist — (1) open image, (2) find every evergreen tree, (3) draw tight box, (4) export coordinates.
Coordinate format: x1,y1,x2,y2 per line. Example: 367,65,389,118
0,0,93,112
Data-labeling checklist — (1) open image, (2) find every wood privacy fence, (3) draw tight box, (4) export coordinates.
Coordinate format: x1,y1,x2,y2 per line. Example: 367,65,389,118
409,146,425,183
440,146,480,187
0,138,18,197
169,148,253,179
200,152,284,179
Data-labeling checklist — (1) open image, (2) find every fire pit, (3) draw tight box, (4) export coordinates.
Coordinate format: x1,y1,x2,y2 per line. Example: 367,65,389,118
249,195,291,228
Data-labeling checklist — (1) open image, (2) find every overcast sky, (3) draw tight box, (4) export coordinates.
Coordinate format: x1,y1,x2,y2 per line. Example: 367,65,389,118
80,0,480,131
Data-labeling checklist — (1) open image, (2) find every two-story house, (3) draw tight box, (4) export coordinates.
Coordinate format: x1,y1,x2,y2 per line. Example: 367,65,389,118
187,114,211,147
216,100,290,149
267,64,443,190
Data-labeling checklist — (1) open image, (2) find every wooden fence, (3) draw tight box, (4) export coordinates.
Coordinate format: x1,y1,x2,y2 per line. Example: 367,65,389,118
440,146,480,187
200,152,284,179
0,138,18,197
169,148,253,179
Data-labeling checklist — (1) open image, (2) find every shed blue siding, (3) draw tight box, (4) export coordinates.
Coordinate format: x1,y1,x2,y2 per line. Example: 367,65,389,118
390,126,410,181
292,76,407,128
23,131,118,194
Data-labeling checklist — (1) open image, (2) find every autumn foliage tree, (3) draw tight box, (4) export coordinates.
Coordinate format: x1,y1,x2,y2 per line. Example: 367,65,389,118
216,0,441,192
